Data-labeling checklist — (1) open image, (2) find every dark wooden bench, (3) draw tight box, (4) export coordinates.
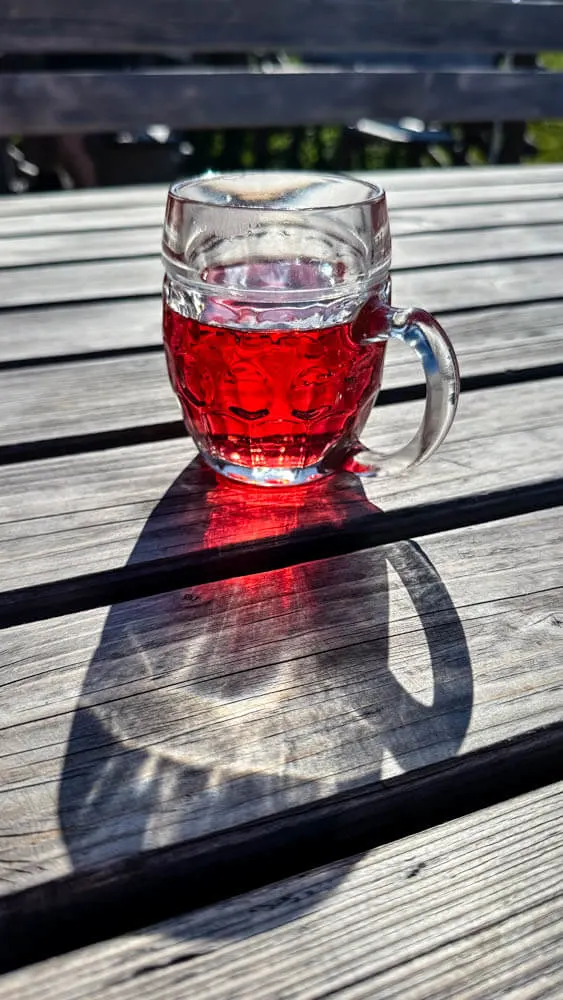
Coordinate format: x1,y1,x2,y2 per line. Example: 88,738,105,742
1,13,563,989
1,1,562,137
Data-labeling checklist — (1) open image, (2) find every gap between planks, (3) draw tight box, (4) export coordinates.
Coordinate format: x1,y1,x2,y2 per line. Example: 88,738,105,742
0,378,563,592
0,506,561,962
0,727,560,977
0,779,560,997
1,475,562,627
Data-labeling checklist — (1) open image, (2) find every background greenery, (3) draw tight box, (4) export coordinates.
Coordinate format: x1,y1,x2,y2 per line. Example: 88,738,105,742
527,54,563,162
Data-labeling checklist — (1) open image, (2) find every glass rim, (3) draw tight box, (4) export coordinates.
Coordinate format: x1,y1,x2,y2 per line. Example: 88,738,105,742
168,170,385,213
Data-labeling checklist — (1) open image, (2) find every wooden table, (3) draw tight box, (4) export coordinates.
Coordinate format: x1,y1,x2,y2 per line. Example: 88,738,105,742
0,164,561,998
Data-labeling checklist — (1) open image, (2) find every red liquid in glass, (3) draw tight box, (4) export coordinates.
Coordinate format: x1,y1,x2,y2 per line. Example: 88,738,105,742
163,262,387,472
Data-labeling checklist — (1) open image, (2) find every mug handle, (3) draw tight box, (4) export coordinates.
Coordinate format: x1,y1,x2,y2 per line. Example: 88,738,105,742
342,306,460,478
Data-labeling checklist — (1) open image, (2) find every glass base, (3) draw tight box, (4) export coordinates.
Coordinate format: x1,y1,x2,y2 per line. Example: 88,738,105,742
202,453,332,487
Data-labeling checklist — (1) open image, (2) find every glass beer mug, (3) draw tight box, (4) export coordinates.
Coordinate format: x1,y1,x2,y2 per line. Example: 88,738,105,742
162,172,459,487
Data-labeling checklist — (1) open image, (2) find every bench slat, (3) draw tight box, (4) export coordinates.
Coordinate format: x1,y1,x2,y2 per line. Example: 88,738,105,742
3,165,563,221
0,294,562,370
1,69,563,136
0,782,560,998
0,251,561,324
0,330,560,458
0,381,562,593
1,255,563,456
3,183,563,239
3,220,563,270
1,0,562,54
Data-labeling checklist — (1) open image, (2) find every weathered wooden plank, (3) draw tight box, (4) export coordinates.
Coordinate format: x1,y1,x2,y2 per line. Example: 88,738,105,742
1,298,532,364
0,352,169,446
2,163,563,223
2,250,563,311
1,276,563,451
0,205,165,237
0,299,162,362
3,220,563,271
393,223,563,269
3,186,563,243
0,228,159,268
0,507,561,902
1,267,563,368
3,197,563,246
0,782,560,998
0,187,164,220
0,314,561,451
1,381,562,590
1,0,562,54
2,69,563,136
0,257,162,308
0,198,563,247
357,162,563,191
376,180,563,211
391,198,563,235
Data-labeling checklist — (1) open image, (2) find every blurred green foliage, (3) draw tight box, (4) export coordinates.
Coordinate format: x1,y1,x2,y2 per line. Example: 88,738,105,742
185,124,427,175
527,54,563,163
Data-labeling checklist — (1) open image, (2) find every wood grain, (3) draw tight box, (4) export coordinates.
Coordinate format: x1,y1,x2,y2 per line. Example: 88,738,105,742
0,204,165,238
1,0,562,54
393,223,563,269
0,165,561,989
3,183,563,242
2,267,563,366
2,163,563,220
1,381,562,590
1,291,563,450
2,69,563,136
2,248,563,311
0,781,560,999
3,220,563,271
390,198,563,235
0,298,163,363
0,295,558,366
0,331,560,453
0,324,562,446
0,228,159,268
0,507,561,901
3,197,563,245
4,205,563,259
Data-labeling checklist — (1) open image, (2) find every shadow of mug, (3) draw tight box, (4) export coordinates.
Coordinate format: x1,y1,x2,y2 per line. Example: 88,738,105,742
59,461,472,936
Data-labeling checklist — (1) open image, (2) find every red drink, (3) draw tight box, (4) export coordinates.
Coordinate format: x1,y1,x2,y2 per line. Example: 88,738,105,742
162,173,459,485
163,262,387,478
